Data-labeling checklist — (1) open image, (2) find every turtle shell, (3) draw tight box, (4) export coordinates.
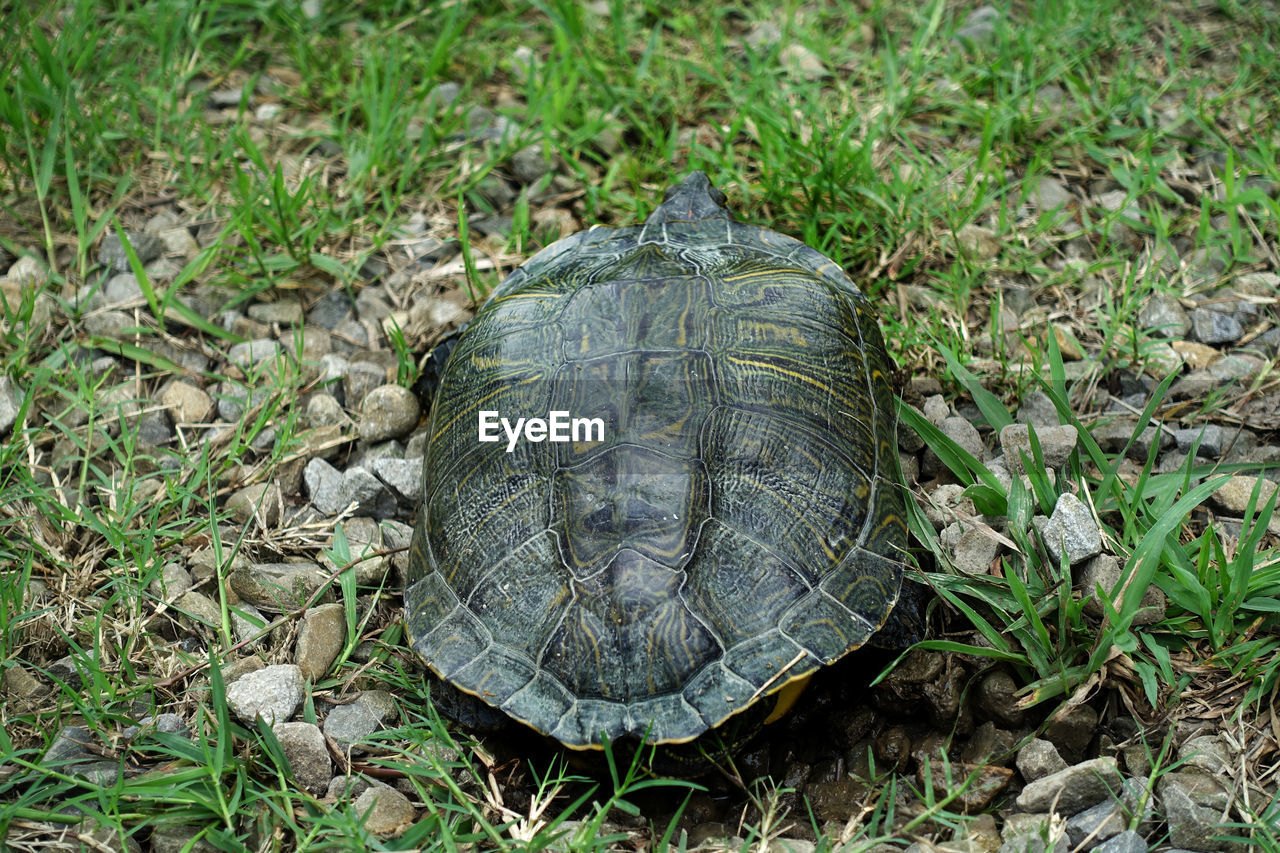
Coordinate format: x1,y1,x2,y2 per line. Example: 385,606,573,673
405,172,907,749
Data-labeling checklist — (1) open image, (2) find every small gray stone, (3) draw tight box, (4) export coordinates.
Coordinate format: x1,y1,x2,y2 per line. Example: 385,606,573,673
324,689,399,747
1210,476,1280,535
304,393,351,429
226,482,281,527
954,224,1000,259
1076,554,1166,625
275,721,332,795
149,563,193,601
228,338,283,368
187,545,250,581
359,384,421,442
1090,830,1146,853
225,664,305,726
45,734,120,786
314,352,351,397
921,483,975,530
1095,190,1132,214
1138,294,1190,339
922,414,985,477
1189,308,1243,344
7,254,49,286
955,5,1000,42
99,383,144,431
297,603,346,681
1038,493,1102,566
68,282,105,315
99,231,162,272
1160,768,1232,812
103,273,144,306
922,394,949,425
144,257,180,281
352,785,416,835
1119,744,1152,778
998,813,1068,853
44,725,95,765
308,291,355,329
327,774,374,802
1183,247,1229,283
1089,420,1168,461
157,225,200,259
296,426,344,466
476,174,517,209
220,658,265,686
768,839,817,853
1235,271,1280,297
344,360,387,408
1208,354,1261,383
335,322,371,356
250,426,277,452
296,325,332,362
898,405,927,453
1173,424,1226,458
0,376,21,434
1000,423,1077,473
975,670,1023,727
229,562,335,611
510,144,551,185
70,819,141,853
247,299,304,325
1043,704,1098,758
125,714,184,745
208,380,241,422
134,713,187,737
1065,795,1128,846
150,825,220,853
134,407,173,446
1015,757,1124,814
372,457,424,505
1159,770,1237,851
510,44,536,80
944,415,984,456
305,457,346,513
175,590,222,632
1032,176,1072,210
780,43,826,79
745,19,783,48
957,725,1017,769
950,525,1000,574
229,601,268,645
1016,391,1060,429
339,466,399,519
2,663,47,702
354,286,392,322
1177,734,1234,777
1017,739,1068,782
161,381,214,424
208,86,251,107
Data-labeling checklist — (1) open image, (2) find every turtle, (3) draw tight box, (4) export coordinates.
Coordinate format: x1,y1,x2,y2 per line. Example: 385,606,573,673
406,171,915,758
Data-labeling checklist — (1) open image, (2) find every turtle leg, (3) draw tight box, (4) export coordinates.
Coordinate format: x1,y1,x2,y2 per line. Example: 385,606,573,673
427,675,513,733
868,576,928,650
411,324,468,411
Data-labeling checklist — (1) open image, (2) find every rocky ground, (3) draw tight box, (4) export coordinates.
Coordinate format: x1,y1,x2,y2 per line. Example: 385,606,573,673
3,193,1276,847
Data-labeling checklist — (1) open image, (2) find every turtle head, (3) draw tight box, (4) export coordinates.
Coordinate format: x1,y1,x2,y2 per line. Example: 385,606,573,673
645,171,734,224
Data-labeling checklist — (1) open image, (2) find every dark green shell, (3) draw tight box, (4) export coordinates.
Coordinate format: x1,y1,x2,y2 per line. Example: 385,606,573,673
406,172,906,748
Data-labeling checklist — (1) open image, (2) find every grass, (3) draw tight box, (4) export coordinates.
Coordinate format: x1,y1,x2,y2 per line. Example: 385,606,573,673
1,0,1279,848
